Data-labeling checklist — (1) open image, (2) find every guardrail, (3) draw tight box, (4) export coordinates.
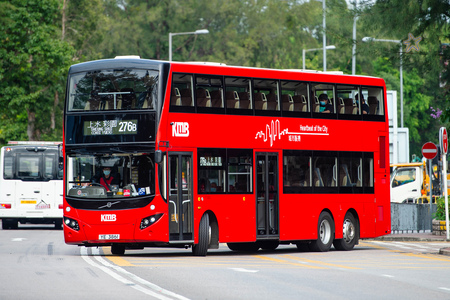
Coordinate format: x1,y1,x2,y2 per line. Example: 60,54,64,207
391,203,437,233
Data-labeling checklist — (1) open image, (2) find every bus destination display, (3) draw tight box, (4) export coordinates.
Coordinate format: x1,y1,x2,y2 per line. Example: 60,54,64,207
84,120,138,136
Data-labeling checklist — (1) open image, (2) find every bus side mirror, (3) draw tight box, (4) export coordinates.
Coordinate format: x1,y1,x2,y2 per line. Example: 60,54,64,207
59,156,64,170
155,150,163,164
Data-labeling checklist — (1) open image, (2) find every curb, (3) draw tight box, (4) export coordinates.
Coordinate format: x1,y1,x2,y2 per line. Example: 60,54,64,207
439,248,450,256
369,236,450,256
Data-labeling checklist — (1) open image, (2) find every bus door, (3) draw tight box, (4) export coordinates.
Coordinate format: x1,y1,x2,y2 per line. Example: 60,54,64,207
168,153,193,242
256,153,279,238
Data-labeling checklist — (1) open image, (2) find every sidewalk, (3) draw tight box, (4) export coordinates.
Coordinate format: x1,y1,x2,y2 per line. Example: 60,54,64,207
372,231,450,256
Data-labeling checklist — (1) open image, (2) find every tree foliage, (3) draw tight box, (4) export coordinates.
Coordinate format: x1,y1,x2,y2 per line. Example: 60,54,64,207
0,0,448,158
0,0,74,142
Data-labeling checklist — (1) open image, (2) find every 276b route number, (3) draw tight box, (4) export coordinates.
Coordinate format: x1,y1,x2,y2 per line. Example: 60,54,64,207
118,121,137,133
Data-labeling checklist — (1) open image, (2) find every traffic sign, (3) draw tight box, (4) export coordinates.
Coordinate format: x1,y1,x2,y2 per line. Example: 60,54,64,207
422,142,438,160
440,127,448,154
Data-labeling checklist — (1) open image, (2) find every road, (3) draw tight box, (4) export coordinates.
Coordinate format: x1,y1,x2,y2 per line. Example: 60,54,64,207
1,224,450,300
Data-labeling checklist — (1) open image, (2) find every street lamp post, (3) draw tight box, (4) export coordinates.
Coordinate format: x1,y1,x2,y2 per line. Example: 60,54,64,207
169,29,209,61
322,0,326,72
351,0,358,75
302,45,336,70
362,36,403,127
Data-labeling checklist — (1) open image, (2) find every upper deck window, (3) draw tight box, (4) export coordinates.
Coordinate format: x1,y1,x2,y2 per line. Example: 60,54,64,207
67,69,158,112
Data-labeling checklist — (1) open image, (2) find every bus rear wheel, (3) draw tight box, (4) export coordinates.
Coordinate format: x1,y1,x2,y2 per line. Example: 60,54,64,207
258,240,279,251
309,211,334,252
111,244,125,255
54,219,63,230
333,212,358,251
192,213,210,256
2,219,18,230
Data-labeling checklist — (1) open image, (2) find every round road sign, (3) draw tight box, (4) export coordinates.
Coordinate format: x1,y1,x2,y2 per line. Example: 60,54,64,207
422,142,438,160
442,128,448,154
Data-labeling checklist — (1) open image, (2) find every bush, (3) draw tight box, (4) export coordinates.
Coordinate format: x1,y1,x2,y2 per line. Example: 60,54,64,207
433,197,450,220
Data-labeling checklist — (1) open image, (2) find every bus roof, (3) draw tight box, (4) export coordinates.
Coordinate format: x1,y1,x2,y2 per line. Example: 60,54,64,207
7,141,61,145
69,57,382,79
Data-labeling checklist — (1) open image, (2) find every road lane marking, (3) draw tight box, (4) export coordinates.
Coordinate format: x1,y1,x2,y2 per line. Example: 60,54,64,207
11,238,27,242
404,253,450,262
81,247,190,300
229,267,259,273
254,255,325,269
106,255,135,267
359,241,389,250
282,254,361,270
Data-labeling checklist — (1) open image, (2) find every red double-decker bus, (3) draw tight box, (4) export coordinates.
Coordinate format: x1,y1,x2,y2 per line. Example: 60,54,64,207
63,56,390,255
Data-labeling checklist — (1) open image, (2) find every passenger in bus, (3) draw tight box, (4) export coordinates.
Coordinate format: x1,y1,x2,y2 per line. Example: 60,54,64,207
319,94,333,113
94,167,120,191
356,94,369,114
210,182,218,192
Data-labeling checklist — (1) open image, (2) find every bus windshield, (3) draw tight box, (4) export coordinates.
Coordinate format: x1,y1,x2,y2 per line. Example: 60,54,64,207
66,152,155,199
3,147,62,181
67,69,159,111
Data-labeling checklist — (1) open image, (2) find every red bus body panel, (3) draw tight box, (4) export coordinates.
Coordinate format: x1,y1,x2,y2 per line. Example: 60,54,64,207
63,60,390,249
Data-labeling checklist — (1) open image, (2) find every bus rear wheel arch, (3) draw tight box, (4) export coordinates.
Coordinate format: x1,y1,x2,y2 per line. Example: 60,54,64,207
309,211,335,252
333,211,359,251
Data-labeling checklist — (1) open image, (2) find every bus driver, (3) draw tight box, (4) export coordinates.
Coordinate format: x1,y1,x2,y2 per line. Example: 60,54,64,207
95,166,120,191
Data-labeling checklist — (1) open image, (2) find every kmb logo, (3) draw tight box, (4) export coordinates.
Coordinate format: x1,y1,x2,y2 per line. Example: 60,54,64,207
101,214,116,222
172,122,189,137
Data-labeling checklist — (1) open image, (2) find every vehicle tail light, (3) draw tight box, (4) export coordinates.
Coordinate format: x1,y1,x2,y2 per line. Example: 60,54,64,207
0,204,11,209
58,204,64,209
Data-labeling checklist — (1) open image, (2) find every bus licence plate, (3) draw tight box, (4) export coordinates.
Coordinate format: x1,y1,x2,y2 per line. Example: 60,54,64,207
99,234,120,240
21,200,37,204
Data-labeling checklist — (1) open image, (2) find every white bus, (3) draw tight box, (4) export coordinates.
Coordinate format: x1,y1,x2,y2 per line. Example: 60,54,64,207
0,141,63,229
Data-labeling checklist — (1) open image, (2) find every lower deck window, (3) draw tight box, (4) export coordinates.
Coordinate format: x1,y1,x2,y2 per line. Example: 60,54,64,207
198,148,252,194
283,150,374,194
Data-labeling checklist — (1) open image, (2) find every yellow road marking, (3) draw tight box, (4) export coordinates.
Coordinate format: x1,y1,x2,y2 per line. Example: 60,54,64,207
404,253,450,262
106,256,135,266
102,246,135,266
253,255,325,269
282,254,361,270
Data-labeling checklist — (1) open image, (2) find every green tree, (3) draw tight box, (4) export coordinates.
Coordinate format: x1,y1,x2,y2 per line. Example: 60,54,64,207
63,0,105,61
0,0,74,143
359,0,449,158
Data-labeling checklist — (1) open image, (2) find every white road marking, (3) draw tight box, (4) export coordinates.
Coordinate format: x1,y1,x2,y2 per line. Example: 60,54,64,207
369,241,442,252
11,238,27,242
439,287,450,292
81,247,190,300
229,267,259,273
382,274,395,278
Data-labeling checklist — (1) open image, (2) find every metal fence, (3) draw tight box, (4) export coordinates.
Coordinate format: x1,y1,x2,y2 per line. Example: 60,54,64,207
390,203,437,233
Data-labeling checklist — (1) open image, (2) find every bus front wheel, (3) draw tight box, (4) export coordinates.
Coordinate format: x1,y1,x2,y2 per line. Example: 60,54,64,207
309,211,334,252
333,212,358,251
111,244,125,255
192,213,210,256
2,219,18,230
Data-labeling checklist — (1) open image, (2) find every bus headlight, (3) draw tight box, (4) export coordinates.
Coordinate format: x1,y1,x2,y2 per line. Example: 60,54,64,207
64,217,80,231
140,213,163,230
